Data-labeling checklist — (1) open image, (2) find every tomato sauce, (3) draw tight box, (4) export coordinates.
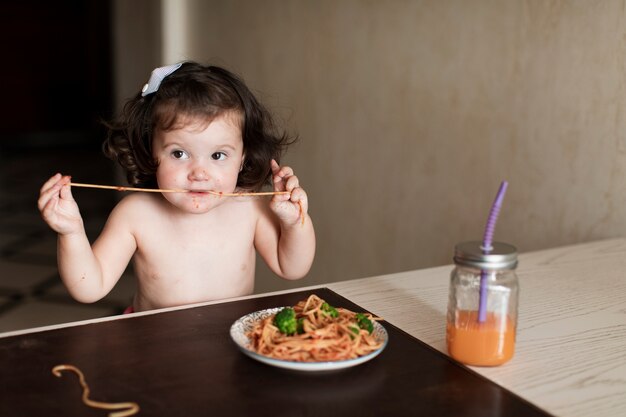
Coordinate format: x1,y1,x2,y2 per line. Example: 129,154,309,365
446,310,515,366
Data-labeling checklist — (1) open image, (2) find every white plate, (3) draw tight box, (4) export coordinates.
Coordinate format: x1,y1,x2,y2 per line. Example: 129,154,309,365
230,307,388,372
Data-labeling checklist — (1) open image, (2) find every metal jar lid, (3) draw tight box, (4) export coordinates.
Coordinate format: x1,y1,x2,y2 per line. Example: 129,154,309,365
453,241,518,270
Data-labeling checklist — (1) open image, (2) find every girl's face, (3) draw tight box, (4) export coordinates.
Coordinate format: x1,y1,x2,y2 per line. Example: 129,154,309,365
152,112,244,213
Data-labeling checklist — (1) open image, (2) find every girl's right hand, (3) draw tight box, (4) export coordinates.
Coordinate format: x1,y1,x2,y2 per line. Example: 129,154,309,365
38,173,83,235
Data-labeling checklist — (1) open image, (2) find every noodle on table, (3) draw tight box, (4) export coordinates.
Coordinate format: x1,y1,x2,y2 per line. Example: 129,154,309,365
52,364,140,417
247,294,383,362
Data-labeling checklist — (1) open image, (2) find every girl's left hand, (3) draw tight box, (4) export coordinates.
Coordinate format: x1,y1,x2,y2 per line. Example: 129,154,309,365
269,159,307,226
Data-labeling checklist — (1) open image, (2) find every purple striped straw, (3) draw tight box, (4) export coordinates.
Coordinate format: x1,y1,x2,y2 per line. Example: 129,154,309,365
478,181,508,322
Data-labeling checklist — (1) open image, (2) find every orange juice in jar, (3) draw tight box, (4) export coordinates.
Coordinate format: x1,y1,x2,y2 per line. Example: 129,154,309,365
446,241,519,366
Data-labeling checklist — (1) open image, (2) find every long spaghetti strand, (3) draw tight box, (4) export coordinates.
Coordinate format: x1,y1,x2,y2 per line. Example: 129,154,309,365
52,364,140,417
68,182,304,225
69,182,289,196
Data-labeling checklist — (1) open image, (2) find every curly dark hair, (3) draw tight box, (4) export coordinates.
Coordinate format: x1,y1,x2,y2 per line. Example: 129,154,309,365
103,62,295,190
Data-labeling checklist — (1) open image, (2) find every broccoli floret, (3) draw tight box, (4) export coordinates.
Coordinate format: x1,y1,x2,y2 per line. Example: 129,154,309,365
274,307,298,335
355,313,374,334
296,317,305,334
321,302,339,318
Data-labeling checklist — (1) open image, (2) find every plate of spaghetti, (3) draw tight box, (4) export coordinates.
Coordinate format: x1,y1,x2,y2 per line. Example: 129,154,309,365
230,294,388,371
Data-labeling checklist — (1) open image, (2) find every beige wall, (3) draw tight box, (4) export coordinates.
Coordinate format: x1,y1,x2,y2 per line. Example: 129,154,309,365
112,0,163,107
118,1,626,293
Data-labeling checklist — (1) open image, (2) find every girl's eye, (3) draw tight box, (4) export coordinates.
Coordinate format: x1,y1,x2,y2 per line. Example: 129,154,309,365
211,152,227,161
172,150,189,160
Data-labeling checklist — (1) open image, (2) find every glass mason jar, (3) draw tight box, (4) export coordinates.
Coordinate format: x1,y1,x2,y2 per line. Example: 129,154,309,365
446,241,519,366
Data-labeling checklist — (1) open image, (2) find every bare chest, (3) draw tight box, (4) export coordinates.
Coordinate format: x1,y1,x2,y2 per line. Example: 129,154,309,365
130,206,258,307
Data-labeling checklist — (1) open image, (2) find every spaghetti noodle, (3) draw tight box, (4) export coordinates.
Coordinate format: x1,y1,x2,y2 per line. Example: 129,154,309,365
52,364,140,417
247,294,383,362
68,182,305,226
69,182,290,196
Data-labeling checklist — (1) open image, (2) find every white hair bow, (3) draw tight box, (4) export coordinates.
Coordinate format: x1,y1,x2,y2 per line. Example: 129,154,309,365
141,62,183,96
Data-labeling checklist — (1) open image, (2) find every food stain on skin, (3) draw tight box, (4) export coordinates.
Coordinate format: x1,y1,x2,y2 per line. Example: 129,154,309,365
298,201,305,226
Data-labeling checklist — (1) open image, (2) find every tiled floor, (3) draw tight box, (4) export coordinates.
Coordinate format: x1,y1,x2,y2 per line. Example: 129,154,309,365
0,144,136,333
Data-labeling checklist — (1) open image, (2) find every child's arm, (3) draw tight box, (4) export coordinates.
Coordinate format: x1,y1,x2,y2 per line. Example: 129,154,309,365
38,174,136,303
254,160,316,280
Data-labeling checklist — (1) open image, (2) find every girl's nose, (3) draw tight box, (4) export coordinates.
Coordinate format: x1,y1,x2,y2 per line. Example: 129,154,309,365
188,166,210,181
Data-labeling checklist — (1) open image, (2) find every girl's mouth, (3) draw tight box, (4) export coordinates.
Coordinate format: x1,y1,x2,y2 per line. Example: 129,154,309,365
187,190,228,198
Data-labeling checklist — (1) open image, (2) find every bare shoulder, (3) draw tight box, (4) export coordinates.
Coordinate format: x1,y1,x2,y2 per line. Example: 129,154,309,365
108,193,163,223
251,196,275,221
252,196,280,236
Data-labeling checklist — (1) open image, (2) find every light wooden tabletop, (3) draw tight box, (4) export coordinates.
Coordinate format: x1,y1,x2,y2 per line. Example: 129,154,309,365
327,238,626,417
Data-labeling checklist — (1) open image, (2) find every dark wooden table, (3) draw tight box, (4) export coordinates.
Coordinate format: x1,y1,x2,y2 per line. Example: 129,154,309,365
0,288,551,416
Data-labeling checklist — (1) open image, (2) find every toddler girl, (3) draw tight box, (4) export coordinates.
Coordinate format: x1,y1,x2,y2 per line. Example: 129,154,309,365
38,61,315,312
